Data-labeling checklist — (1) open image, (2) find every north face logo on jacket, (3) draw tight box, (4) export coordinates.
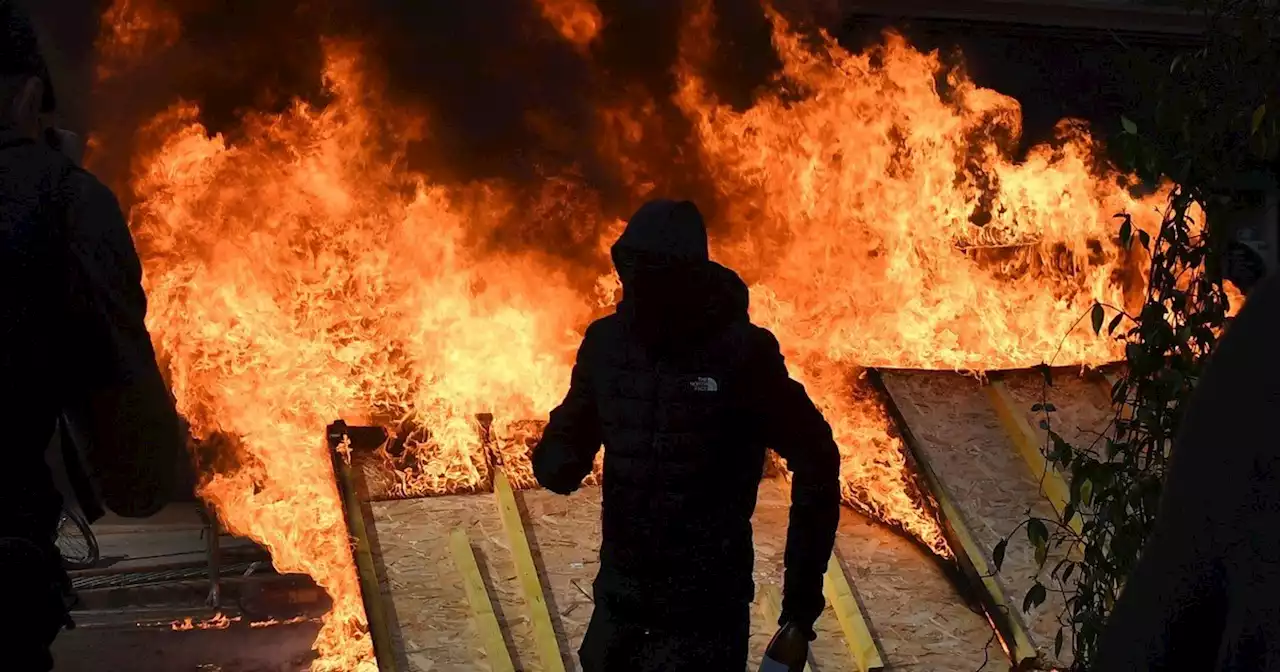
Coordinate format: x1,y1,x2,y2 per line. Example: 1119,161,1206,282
689,376,718,393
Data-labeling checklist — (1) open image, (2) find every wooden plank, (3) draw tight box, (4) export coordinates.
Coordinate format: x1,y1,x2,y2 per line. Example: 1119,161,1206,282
449,528,516,672
494,470,567,672
823,552,886,672
329,427,399,672
986,380,1082,536
869,370,1040,670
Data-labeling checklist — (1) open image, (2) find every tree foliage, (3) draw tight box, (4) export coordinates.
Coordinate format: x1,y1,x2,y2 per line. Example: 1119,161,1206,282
994,1,1279,668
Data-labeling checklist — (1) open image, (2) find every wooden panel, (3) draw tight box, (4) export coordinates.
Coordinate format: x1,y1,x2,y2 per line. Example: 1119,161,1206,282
756,481,996,672
880,370,1074,669
369,495,527,672
986,380,1080,535
371,478,1000,671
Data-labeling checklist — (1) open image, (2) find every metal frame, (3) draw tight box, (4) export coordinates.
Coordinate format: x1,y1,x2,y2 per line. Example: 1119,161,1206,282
327,421,398,672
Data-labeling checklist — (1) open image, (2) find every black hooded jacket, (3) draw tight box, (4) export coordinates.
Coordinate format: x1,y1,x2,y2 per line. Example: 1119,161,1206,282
532,200,841,630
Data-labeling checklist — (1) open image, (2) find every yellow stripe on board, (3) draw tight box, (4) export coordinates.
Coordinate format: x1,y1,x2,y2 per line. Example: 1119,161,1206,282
931,477,1040,667
823,552,885,671
448,528,516,672
493,470,567,672
986,380,1081,536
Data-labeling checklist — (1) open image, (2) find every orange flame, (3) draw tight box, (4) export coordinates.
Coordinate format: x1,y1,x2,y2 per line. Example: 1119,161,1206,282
128,43,593,669
534,0,603,48
670,3,1165,552
102,1,1174,667
94,0,180,81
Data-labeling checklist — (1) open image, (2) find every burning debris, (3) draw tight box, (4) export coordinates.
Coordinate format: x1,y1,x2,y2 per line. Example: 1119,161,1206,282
170,613,235,631
90,0,1168,668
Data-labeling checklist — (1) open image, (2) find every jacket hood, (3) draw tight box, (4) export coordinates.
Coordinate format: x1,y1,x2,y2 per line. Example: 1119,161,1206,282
611,200,749,351
611,199,710,266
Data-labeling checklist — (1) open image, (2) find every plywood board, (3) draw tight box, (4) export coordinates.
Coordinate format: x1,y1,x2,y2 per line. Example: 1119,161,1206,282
756,481,998,672
369,494,539,672
1000,370,1115,464
881,370,1072,668
371,476,997,671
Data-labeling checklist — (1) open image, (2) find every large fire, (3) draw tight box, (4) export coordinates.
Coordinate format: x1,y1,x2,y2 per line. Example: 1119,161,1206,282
95,0,1166,668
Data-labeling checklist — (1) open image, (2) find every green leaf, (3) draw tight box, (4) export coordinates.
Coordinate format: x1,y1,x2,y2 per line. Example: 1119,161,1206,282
1044,402,1057,413
993,538,1008,571
1080,478,1094,506
1254,104,1267,135
1092,303,1105,335
1120,219,1133,247
1028,518,1048,548
1023,582,1048,613
1139,229,1152,250
1121,115,1138,135
1108,313,1124,335
1032,403,1044,412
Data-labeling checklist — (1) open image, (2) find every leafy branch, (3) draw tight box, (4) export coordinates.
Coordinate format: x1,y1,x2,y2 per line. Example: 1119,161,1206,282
993,0,1279,668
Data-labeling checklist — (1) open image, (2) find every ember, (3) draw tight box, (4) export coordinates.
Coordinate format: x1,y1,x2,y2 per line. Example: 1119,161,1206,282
92,0,1168,668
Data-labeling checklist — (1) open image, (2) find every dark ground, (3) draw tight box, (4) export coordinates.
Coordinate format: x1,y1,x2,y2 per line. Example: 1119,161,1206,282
51,620,320,672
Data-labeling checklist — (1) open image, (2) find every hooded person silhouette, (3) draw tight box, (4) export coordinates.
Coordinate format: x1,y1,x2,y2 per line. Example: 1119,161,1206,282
533,199,841,671
2,3,184,668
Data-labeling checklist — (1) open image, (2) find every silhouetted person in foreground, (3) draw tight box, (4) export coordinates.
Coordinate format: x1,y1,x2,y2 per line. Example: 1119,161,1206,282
1094,270,1280,672
2,3,184,669
533,199,841,671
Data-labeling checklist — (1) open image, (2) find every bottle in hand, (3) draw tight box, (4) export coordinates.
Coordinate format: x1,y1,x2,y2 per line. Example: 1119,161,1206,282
760,623,809,672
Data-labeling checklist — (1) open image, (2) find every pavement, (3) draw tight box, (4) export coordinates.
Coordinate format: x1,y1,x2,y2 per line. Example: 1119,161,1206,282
51,618,321,672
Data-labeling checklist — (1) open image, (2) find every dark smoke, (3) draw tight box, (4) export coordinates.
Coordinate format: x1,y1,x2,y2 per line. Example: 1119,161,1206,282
17,0,101,133
73,0,813,276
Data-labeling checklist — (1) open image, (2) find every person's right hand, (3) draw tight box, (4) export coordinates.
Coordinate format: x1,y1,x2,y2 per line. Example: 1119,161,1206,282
761,622,813,671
